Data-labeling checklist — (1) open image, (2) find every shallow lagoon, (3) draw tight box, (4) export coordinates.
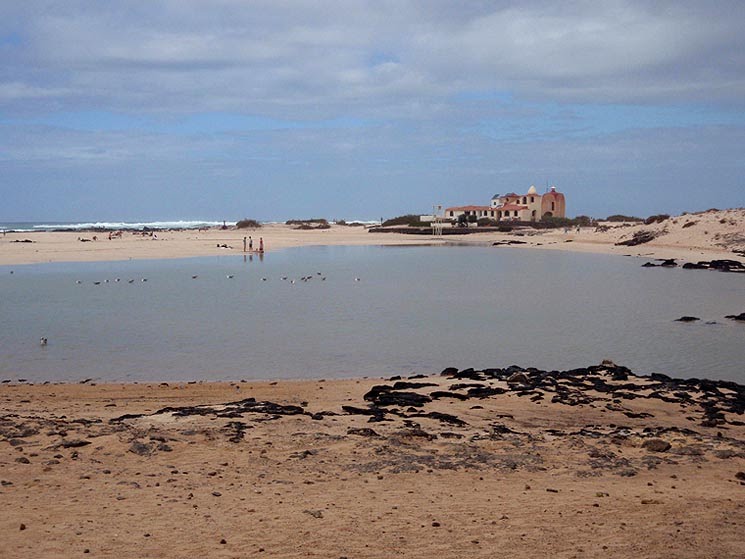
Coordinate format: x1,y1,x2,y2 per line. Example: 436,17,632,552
1,245,743,382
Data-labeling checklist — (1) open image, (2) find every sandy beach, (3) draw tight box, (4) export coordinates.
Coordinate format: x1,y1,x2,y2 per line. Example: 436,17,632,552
2,363,744,558
2,208,744,267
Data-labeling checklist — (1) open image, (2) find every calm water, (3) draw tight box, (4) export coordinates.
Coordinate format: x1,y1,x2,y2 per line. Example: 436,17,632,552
1,246,743,383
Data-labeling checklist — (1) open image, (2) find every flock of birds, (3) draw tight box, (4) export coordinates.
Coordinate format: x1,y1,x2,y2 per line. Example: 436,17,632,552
74,271,362,285
36,270,363,346
76,278,146,285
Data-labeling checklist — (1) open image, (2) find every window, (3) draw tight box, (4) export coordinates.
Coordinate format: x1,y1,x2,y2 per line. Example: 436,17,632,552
530,196,534,203
551,202,555,210
449,211,453,217
514,210,518,217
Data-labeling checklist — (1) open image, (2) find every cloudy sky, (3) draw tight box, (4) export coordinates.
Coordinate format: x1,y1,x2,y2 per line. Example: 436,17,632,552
1,1,744,222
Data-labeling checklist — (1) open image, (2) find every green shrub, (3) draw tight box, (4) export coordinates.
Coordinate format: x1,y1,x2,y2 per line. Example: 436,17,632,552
381,214,422,227
644,214,670,225
541,215,574,227
477,218,498,227
606,214,643,222
236,219,261,229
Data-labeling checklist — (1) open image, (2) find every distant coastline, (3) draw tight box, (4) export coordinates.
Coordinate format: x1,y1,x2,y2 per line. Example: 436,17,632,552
1,208,744,267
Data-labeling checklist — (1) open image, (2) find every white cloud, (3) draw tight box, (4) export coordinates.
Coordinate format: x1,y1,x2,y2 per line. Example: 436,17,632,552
1,1,743,115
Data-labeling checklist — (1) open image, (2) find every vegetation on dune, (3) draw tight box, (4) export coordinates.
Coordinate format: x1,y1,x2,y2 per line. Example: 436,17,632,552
381,214,426,227
644,214,670,225
236,219,261,229
286,218,329,226
285,218,332,230
605,214,643,222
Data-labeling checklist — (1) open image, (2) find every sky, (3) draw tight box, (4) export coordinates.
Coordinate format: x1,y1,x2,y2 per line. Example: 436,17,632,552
1,1,744,222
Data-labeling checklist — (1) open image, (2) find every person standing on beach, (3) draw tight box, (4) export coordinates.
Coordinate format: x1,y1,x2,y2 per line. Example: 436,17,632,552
249,236,253,251
243,236,247,252
259,237,264,252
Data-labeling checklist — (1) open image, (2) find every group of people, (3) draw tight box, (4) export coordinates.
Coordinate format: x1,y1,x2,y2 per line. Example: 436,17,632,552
243,236,264,253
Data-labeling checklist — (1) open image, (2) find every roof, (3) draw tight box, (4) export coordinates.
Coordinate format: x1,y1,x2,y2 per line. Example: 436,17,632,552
497,204,529,211
445,205,493,212
543,190,564,197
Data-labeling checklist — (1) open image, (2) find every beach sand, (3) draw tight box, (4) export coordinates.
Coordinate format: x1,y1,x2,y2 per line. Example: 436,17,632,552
1,365,744,558
2,208,744,267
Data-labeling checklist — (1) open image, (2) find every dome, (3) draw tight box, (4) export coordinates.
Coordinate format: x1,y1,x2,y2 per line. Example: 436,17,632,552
527,185,537,195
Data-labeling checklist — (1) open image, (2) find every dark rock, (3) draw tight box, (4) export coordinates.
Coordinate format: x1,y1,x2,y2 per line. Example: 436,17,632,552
735,472,745,481
660,259,677,267
419,411,467,427
641,262,658,267
128,441,153,456
56,439,92,448
725,312,745,322
430,391,469,401
347,427,380,437
708,260,745,272
507,372,529,384
642,439,671,452
675,316,700,322
15,457,30,464
616,230,658,246
391,381,438,390
363,386,431,407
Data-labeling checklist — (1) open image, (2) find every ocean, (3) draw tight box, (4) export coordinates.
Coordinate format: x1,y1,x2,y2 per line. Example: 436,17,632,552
0,220,232,232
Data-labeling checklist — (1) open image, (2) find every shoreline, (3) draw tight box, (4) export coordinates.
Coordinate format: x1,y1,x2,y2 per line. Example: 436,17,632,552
2,362,744,558
2,211,744,267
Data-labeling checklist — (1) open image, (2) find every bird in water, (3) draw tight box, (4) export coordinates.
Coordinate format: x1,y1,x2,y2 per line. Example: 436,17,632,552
75,280,82,284
39,337,48,346
141,278,148,282
191,275,198,279
226,274,234,279
354,277,361,282
262,278,267,281
93,281,101,285
128,279,135,284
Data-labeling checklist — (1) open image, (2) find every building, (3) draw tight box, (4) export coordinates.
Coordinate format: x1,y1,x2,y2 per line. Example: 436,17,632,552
445,185,566,223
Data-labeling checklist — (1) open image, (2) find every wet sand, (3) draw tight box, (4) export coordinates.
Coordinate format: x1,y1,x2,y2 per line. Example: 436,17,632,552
2,364,744,558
